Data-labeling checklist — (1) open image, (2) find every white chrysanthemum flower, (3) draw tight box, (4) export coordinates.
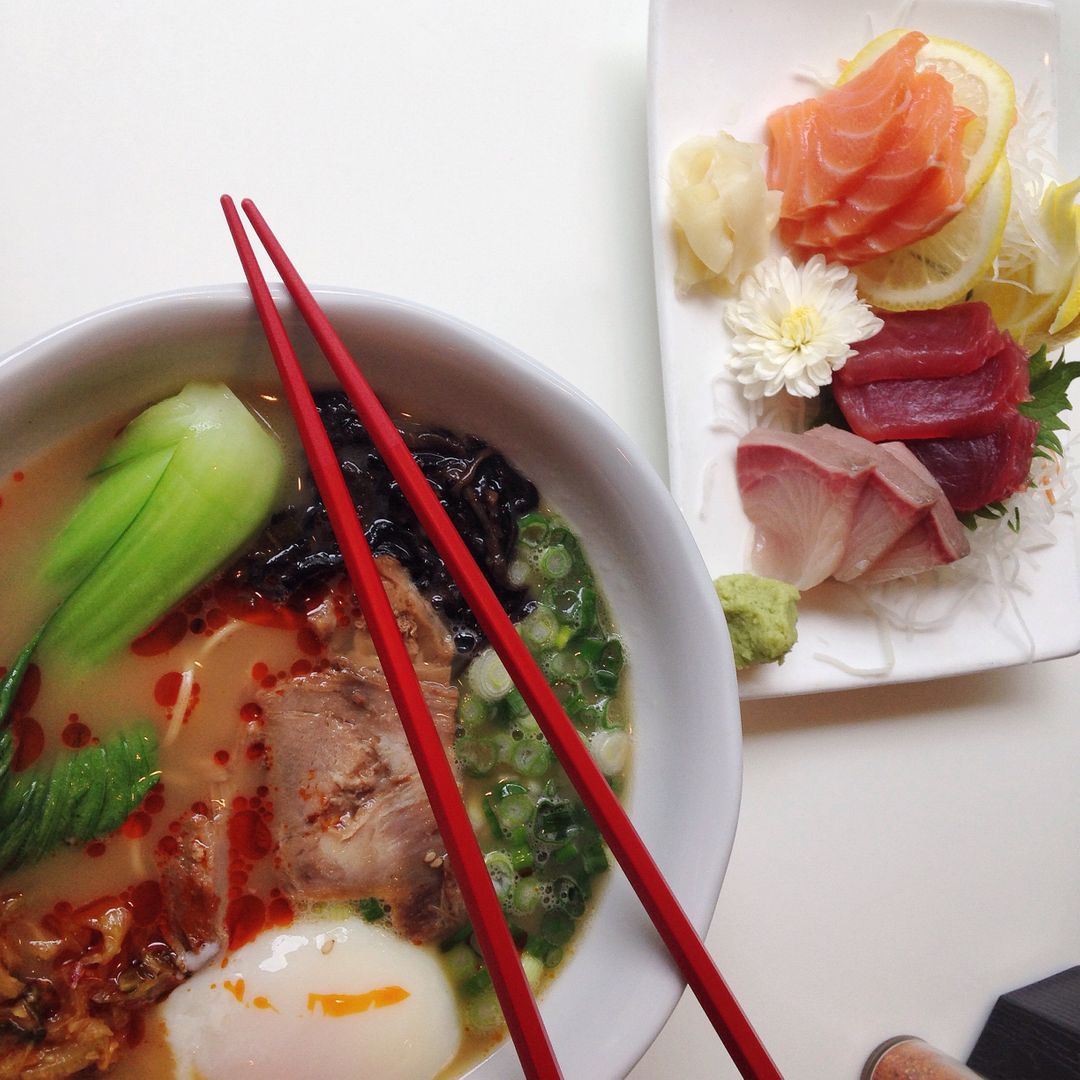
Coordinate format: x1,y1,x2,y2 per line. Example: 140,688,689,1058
723,254,883,399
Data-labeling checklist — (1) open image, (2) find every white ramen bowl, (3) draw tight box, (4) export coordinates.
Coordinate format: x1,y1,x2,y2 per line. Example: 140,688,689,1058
0,285,742,1079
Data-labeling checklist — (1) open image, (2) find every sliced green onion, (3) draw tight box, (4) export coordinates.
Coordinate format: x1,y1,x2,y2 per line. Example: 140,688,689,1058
504,688,530,719
511,877,543,915
466,647,513,702
510,713,542,741
355,897,386,922
572,699,609,731
461,968,493,998
495,792,534,832
588,728,630,777
463,990,504,1034
484,850,515,903
534,798,576,844
553,841,580,865
582,841,610,875
454,737,497,778
540,909,575,947
537,545,572,580
574,636,606,665
439,920,474,951
443,942,481,981
521,952,545,992
517,512,551,547
511,740,552,778
510,844,534,874
592,669,619,695
520,607,560,651
506,558,531,587
599,639,625,673
491,731,515,765
547,650,589,681
457,693,490,731
555,877,587,918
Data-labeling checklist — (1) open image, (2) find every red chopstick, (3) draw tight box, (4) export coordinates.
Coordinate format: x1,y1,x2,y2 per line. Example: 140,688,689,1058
221,196,561,1080
234,198,784,1080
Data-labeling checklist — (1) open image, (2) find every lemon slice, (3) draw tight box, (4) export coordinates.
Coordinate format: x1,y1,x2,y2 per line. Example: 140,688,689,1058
854,155,1011,310
837,29,1016,203
973,176,1080,347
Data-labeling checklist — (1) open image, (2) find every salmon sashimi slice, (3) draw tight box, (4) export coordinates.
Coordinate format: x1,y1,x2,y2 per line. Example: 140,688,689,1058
825,103,972,264
793,70,958,252
766,32,924,220
768,30,973,265
835,302,1004,386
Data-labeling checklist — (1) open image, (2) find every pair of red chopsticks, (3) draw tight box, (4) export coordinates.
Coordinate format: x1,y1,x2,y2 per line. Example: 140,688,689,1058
221,195,783,1080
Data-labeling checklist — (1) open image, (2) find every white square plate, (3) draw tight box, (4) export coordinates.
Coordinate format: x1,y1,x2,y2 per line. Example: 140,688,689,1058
647,0,1080,698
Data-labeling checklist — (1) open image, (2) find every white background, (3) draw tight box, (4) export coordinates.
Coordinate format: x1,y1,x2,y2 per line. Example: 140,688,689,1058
2,3,1079,1078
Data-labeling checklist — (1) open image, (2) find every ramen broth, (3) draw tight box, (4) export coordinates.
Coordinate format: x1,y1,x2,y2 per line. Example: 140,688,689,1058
0,391,628,1078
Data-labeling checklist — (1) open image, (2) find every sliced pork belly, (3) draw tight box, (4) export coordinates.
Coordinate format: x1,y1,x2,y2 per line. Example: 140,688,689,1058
833,336,1030,441
159,811,226,964
858,444,970,583
805,428,938,581
259,664,465,944
907,411,1040,512
834,302,1003,386
256,556,464,944
736,427,875,589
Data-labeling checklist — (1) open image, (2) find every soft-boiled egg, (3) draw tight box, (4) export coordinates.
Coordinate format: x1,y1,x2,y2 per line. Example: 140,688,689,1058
163,915,462,1079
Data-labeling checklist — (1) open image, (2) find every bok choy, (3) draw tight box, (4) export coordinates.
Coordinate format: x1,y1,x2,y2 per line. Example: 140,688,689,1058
0,381,285,874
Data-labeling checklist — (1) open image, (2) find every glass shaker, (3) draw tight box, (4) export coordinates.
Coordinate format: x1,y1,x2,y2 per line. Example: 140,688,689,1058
862,1036,987,1080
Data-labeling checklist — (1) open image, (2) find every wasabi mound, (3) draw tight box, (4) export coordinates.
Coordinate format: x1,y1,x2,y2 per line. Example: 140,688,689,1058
713,573,799,669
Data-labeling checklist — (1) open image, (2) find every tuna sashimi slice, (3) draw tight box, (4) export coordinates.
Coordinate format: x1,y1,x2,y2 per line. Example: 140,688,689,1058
834,302,1004,386
805,428,939,581
833,336,1031,442
736,427,875,589
766,32,924,220
858,444,970,583
906,410,1040,511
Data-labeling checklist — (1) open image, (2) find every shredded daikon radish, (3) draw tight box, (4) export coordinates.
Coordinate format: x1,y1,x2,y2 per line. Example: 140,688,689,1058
812,594,896,677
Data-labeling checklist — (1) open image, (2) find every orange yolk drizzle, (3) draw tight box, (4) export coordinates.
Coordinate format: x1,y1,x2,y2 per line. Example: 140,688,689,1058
307,986,410,1017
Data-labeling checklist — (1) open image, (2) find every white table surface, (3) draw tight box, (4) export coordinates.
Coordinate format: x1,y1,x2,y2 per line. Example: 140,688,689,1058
2,3,1078,1078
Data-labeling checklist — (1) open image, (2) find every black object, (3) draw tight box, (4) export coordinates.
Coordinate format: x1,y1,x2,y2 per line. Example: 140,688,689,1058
231,391,539,659
967,965,1080,1080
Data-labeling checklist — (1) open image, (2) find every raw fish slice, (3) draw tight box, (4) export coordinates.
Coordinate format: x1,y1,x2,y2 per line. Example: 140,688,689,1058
826,103,972,264
858,501,972,582
766,32,924,220
834,302,1003,385
833,337,1030,441
857,444,970,582
805,428,939,581
795,70,958,252
907,410,1040,511
736,427,875,589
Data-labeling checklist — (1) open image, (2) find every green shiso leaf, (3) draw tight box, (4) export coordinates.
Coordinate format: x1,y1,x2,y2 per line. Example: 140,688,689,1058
1017,345,1080,458
40,382,285,671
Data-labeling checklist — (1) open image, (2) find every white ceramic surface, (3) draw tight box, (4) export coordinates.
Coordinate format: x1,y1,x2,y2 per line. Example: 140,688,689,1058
647,0,1080,699
0,285,742,1080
